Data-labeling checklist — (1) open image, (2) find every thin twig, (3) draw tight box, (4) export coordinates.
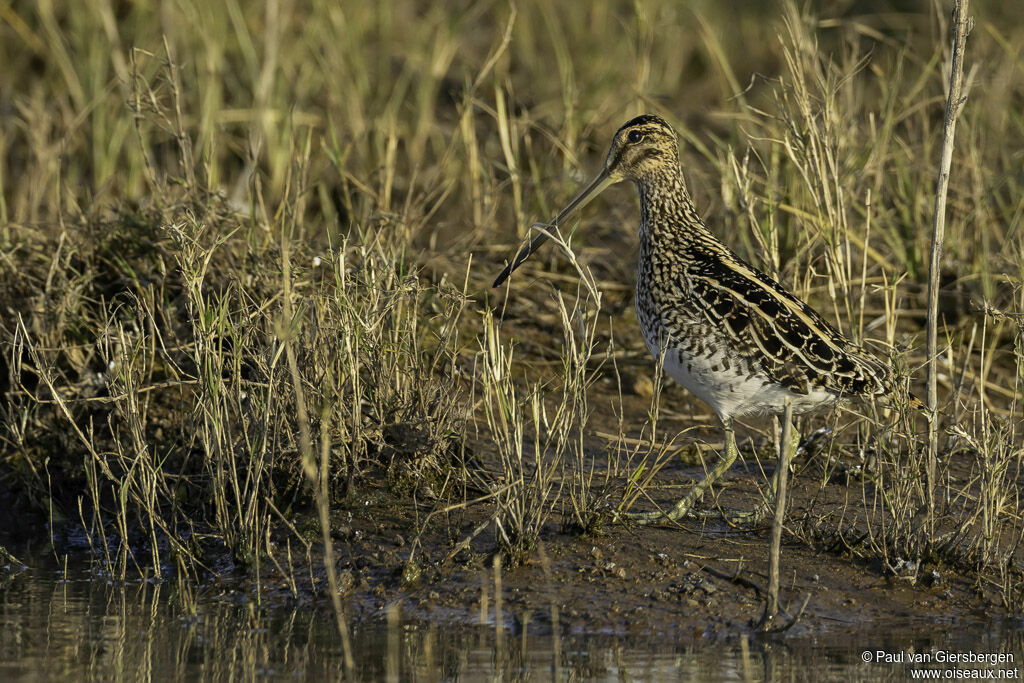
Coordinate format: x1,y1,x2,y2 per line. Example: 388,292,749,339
760,400,795,630
926,0,972,532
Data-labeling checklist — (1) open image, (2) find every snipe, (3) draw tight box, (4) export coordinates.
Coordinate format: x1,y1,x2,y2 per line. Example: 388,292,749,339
494,114,904,524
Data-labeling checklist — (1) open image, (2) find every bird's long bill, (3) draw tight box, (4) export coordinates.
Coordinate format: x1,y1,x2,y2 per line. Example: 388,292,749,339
492,168,617,287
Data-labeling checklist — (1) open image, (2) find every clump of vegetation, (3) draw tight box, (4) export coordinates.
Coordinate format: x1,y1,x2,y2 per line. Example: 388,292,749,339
1,184,468,575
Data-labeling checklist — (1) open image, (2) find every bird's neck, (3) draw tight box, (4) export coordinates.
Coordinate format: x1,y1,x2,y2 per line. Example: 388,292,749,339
636,169,709,245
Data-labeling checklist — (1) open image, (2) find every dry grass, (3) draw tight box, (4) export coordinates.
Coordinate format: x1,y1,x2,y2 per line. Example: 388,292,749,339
2,0,1023,612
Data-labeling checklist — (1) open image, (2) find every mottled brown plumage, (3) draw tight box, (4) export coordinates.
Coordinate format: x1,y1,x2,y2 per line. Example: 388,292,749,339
495,114,899,523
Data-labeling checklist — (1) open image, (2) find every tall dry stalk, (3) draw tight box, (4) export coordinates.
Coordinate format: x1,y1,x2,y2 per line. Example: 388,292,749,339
761,401,794,629
927,0,972,529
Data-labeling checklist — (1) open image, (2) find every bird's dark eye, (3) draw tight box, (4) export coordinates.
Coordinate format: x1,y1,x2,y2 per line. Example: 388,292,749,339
627,130,644,144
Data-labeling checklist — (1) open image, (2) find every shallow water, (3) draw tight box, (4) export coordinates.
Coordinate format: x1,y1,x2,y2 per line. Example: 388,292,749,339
2,561,1022,682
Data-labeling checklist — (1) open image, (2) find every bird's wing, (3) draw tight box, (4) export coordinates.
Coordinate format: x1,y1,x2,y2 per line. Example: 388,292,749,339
684,246,891,398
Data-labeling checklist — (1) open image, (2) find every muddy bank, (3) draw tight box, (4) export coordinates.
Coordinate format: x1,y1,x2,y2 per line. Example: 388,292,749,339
325,477,997,639
0,375,1013,641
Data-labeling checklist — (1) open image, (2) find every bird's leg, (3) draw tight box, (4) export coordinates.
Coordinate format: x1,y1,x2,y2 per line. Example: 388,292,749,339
714,413,800,525
621,417,740,525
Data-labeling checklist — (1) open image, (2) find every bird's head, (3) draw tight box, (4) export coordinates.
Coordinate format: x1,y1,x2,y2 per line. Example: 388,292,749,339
493,114,680,287
602,114,681,184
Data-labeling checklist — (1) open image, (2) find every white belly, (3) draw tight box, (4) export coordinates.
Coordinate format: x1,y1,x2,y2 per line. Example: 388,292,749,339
645,336,836,420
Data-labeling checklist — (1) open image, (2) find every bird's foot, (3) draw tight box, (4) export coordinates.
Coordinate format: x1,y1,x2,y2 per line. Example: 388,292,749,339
615,488,703,525
617,500,771,526
689,502,772,526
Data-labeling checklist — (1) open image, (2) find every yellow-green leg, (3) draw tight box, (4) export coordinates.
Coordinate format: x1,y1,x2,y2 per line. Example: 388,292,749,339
621,415,800,526
622,417,741,525
711,415,800,525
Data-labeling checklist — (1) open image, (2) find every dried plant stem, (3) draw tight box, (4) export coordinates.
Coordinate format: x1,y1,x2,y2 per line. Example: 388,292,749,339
927,0,972,529
281,234,355,677
762,401,794,629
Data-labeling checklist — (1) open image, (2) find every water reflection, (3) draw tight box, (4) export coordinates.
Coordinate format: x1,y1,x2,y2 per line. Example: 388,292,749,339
1,563,1021,681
